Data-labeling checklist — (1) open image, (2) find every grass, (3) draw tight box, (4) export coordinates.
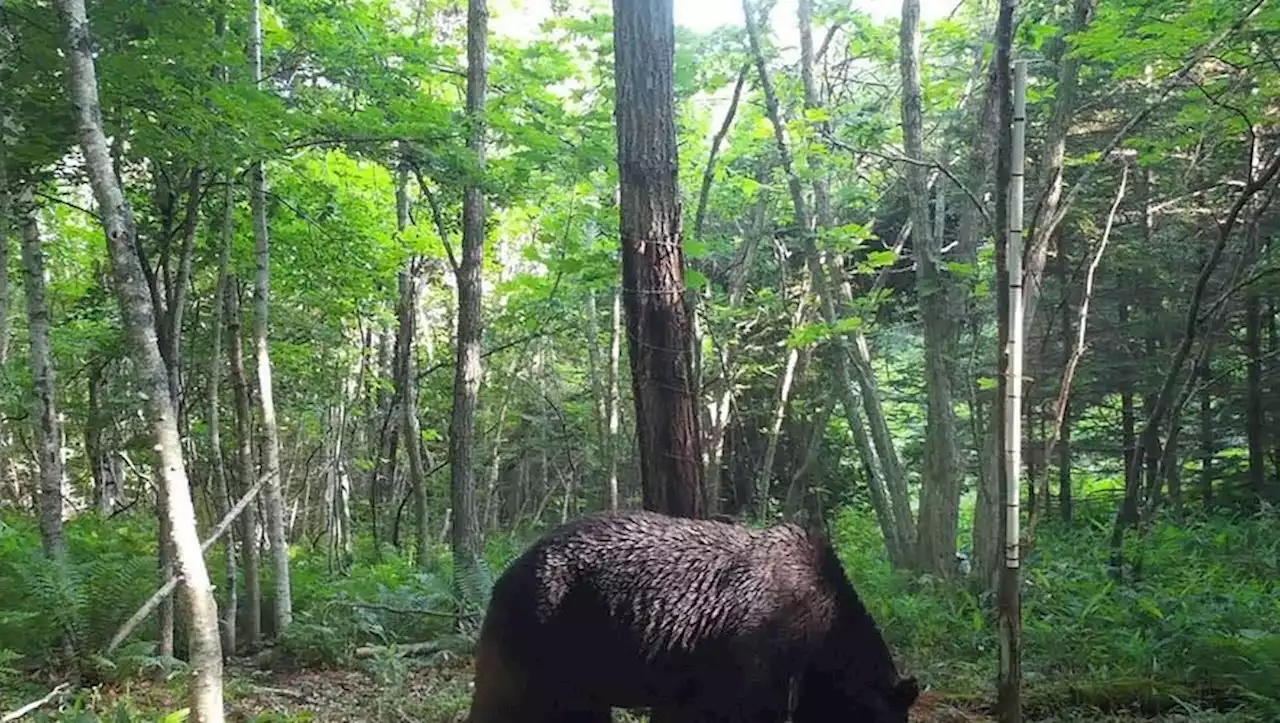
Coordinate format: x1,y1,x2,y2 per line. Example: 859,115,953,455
1,493,1277,721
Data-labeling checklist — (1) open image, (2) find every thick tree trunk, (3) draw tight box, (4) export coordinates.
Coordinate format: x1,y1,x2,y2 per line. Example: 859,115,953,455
249,0,292,636
18,189,65,561
612,0,704,518
450,0,489,617
226,277,261,647
901,0,961,576
56,0,224,715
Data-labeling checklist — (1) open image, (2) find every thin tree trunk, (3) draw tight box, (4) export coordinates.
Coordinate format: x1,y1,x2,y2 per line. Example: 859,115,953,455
210,181,237,656
87,362,116,514
1027,166,1126,546
450,0,489,617
613,0,704,518
607,289,623,511
56,0,224,714
0,163,16,506
744,0,910,563
993,1,1023,716
757,284,808,521
1057,234,1073,524
249,0,291,636
18,189,65,561
392,161,431,569
1021,0,1096,340
1111,145,1280,571
1244,288,1265,504
1197,347,1214,508
226,277,261,647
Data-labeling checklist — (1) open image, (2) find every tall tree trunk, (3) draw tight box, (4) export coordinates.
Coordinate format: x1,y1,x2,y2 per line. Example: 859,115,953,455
249,0,292,636
450,0,489,617
391,161,431,569
210,182,237,656
226,277,261,647
758,287,808,521
994,1,1023,717
901,0,961,577
612,0,704,518
56,0,224,715
18,189,65,561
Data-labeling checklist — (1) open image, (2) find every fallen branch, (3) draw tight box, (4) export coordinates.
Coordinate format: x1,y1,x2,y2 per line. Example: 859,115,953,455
326,599,456,619
353,641,440,659
106,477,264,653
2,682,69,722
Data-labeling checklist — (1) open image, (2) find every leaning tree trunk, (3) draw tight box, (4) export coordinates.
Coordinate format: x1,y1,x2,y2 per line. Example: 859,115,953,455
612,0,705,518
450,0,489,619
249,0,291,636
55,0,224,717
900,0,962,577
17,188,65,562
744,0,910,562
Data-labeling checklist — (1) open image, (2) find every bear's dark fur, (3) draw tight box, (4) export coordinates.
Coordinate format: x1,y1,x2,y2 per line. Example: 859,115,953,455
466,510,918,723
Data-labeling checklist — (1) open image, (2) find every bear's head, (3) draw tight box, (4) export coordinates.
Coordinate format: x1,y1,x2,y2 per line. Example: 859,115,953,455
793,670,919,723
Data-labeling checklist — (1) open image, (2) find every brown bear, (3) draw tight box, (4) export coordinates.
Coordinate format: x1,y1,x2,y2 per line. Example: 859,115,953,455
466,510,918,723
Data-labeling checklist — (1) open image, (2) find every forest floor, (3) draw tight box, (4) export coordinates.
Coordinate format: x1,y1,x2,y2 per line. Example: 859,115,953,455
14,657,1253,723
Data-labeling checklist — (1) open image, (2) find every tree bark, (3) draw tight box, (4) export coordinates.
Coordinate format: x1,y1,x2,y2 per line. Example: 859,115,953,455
18,189,65,561
450,0,489,617
613,0,704,518
56,0,224,715
901,0,961,577
249,0,292,636
226,277,261,647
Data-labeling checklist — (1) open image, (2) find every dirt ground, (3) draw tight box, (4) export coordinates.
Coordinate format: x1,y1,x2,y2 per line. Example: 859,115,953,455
6,660,1253,723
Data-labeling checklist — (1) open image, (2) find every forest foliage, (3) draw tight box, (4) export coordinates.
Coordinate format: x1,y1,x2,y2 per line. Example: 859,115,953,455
1,0,1278,719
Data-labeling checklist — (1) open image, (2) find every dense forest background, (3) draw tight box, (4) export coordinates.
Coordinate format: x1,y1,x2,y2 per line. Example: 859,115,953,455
1,0,1277,720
